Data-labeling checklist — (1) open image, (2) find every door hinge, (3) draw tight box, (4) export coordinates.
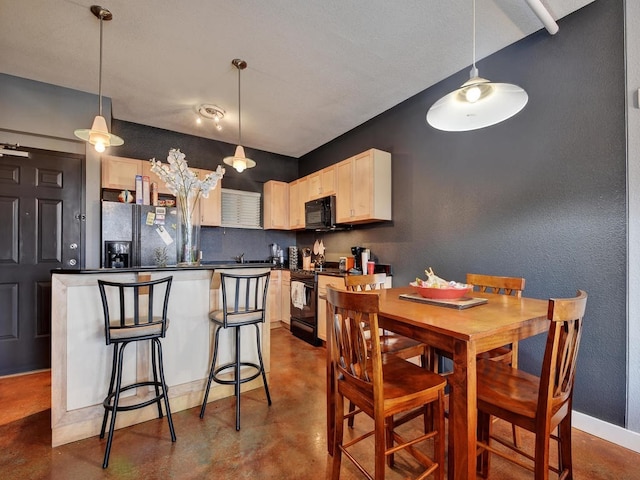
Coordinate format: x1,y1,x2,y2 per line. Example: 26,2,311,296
75,213,87,221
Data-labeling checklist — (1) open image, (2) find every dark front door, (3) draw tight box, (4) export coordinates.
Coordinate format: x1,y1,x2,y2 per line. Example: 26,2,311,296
0,147,84,375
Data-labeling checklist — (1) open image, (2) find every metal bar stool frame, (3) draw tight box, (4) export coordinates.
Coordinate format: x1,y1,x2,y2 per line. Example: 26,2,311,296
97,276,176,468
200,271,272,430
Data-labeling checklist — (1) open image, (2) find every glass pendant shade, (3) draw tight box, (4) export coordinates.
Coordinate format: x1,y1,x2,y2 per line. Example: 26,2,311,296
426,76,528,131
74,115,124,152
224,145,256,173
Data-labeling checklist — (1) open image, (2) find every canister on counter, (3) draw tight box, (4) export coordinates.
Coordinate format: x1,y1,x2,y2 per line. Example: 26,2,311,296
151,182,158,206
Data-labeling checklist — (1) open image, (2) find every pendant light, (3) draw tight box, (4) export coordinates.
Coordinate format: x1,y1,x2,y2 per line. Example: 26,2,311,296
426,0,528,132
74,5,124,152
223,59,256,173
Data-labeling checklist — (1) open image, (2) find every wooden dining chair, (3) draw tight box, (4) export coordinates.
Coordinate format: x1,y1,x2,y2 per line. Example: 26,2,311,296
343,273,433,429
327,285,446,480
466,273,526,365
434,273,526,445
475,289,587,480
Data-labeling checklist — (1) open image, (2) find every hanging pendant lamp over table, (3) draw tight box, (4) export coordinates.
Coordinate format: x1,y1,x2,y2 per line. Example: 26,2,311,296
426,0,528,132
74,5,124,152
223,59,256,173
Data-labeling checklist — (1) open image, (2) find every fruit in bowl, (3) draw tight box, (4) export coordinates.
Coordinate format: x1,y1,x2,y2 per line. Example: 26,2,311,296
410,267,473,300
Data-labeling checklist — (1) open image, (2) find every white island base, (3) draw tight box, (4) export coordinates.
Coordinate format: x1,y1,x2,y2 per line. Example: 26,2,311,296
51,267,271,447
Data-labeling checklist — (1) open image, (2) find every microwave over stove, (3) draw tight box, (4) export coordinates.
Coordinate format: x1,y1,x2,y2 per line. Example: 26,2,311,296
304,195,349,231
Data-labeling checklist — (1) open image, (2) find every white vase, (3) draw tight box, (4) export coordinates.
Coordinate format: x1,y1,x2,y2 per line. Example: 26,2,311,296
176,190,201,266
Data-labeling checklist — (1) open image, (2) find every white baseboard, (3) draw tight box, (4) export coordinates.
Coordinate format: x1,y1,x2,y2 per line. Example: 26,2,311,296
573,410,640,453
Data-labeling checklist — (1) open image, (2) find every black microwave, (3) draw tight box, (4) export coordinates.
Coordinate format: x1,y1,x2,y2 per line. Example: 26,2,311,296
305,195,345,231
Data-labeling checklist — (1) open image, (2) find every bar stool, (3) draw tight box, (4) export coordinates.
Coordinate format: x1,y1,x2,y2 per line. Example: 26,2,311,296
97,276,176,469
199,271,271,430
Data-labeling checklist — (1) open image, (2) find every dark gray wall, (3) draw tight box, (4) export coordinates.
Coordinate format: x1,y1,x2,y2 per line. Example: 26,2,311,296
111,120,298,262
299,1,626,425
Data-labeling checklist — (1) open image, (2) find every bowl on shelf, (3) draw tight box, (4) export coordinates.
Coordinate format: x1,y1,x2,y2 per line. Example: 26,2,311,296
410,282,473,300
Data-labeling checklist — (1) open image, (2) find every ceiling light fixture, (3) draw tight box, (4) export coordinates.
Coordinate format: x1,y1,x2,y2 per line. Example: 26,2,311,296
223,59,256,173
198,104,225,131
426,0,528,132
74,5,124,152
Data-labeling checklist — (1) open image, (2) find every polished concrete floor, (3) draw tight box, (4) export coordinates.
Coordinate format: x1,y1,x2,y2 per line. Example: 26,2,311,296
1,326,639,479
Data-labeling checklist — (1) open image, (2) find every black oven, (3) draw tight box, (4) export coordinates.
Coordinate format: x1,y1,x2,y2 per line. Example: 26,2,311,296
290,270,320,346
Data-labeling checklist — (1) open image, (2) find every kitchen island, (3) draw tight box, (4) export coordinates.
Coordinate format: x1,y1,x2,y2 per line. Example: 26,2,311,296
50,263,272,447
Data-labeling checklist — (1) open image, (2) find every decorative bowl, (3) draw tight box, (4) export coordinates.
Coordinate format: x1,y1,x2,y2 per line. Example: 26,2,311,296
410,282,473,300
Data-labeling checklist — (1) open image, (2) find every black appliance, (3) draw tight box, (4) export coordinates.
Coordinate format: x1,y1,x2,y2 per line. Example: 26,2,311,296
305,195,349,231
104,240,131,268
290,270,320,346
101,202,178,267
351,246,365,272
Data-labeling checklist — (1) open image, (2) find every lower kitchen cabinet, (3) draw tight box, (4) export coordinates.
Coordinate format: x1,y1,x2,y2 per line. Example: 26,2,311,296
268,270,281,326
281,270,290,326
316,275,346,342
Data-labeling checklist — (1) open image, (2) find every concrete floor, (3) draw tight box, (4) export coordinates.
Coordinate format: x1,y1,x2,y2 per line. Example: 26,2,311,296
1,327,639,479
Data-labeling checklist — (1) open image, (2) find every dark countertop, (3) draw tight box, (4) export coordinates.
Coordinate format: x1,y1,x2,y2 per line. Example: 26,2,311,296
51,262,274,275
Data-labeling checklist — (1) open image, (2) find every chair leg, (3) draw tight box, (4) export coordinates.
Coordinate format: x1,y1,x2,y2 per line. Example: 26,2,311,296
254,324,272,405
200,325,222,419
435,390,445,480
534,427,551,480
347,401,356,428
476,410,491,478
331,393,345,480
154,338,176,442
374,410,386,480
558,414,573,479
100,344,118,439
151,340,163,419
235,326,241,431
103,342,127,469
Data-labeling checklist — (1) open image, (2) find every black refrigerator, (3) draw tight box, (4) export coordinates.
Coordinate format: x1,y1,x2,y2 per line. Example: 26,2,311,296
101,202,178,267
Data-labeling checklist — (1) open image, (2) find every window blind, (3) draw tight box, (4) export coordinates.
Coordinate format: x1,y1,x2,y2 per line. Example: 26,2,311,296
221,188,262,229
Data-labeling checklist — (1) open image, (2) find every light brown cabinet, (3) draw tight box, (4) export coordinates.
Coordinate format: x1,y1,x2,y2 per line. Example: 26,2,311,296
335,148,391,224
288,176,309,230
280,270,290,326
316,274,345,342
101,156,222,226
267,269,291,326
307,165,336,200
101,155,143,190
192,168,222,227
263,180,289,230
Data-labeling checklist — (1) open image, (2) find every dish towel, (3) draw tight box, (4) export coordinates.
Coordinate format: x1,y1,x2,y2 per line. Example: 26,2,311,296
291,281,307,310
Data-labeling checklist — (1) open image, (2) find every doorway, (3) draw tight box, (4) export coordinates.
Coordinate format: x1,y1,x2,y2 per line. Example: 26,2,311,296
0,147,84,376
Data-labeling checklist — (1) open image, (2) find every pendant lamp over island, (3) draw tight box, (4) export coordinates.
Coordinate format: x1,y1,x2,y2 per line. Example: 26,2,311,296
223,59,256,173
426,0,528,132
74,5,124,152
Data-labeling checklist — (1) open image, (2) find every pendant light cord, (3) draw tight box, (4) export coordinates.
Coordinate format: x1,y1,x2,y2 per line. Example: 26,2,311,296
471,0,478,77
237,64,242,145
98,14,104,116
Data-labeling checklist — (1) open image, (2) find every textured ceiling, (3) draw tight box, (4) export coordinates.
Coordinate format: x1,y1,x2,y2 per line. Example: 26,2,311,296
0,0,593,157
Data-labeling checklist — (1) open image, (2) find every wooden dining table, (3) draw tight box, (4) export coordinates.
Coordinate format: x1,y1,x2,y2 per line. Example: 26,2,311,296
325,286,550,480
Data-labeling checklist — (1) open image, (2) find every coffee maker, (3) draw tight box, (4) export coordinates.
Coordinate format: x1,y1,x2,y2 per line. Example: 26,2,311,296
104,241,131,268
351,246,365,272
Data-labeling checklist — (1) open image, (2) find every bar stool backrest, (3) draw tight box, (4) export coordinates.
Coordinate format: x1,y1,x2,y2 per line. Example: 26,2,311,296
219,272,270,327
98,276,173,345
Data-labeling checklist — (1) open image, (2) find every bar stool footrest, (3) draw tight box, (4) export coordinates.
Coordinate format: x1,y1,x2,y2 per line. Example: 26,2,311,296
103,381,168,412
212,362,263,385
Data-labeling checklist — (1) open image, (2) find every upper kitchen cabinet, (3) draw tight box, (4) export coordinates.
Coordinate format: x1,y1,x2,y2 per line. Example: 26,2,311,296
101,155,142,190
102,155,171,195
263,180,289,230
192,167,222,227
289,176,309,230
307,165,336,200
335,149,391,224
